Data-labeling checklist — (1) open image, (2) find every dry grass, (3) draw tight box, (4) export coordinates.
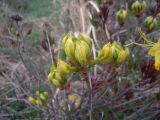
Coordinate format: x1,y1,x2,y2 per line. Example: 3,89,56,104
0,0,160,119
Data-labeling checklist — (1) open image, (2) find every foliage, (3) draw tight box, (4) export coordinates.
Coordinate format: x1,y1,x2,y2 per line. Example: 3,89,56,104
0,0,160,119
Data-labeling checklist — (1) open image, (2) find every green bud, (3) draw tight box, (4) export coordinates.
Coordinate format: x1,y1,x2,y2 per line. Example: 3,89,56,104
36,99,44,106
99,41,128,64
131,0,147,17
116,48,129,64
28,96,36,104
116,9,128,26
79,33,92,49
50,78,62,88
62,33,71,49
48,72,53,82
75,40,91,66
97,42,112,63
144,16,157,32
111,41,123,61
40,93,47,101
48,65,57,82
64,37,77,63
35,90,41,97
141,1,147,11
43,92,49,98
57,59,70,77
111,44,118,61
55,72,62,81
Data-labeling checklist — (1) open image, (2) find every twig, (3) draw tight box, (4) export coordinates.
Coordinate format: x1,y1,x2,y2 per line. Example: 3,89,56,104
43,29,55,65
79,3,85,33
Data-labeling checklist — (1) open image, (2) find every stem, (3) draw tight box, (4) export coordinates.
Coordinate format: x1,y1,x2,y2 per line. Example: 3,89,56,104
104,24,111,42
80,4,85,33
89,58,100,67
82,72,92,120
44,29,55,65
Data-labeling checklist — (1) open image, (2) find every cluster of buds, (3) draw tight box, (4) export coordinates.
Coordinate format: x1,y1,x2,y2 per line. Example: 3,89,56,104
116,9,128,26
28,90,49,106
47,33,130,89
144,16,157,32
131,0,147,17
95,41,129,65
148,40,160,71
48,59,72,89
62,33,92,67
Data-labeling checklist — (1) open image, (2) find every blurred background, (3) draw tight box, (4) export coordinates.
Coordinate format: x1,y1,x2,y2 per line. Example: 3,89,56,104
0,0,160,119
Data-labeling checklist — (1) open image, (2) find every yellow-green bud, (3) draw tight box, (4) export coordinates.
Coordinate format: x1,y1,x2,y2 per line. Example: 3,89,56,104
155,51,160,71
64,37,77,63
79,33,92,49
28,96,36,104
50,78,62,88
57,59,70,77
48,72,53,82
116,9,128,26
36,99,44,106
43,92,49,98
40,93,47,101
144,16,157,32
35,90,40,97
62,33,71,49
98,41,127,64
55,72,62,81
116,48,129,64
97,42,112,63
48,65,57,81
131,1,147,17
111,44,117,60
75,40,91,66
111,41,123,61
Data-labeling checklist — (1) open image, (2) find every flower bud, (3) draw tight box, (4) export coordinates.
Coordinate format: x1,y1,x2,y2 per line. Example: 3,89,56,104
75,40,91,66
62,33,71,49
35,90,40,97
110,41,123,62
97,42,112,63
43,92,49,98
50,78,62,88
55,72,62,81
116,9,128,26
57,59,70,77
40,93,47,101
79,33,92,49
155,51,160,71
36,99,44,106
48,66,57,82
28,96,36,104
64,37,77,63
144,16,157,32
116,48,129,64
131,1,147,17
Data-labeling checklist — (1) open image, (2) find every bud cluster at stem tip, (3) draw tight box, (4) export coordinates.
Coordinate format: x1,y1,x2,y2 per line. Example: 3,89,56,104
48,60,72,89
47,33,130,89
28,90,49,106
93,41,129,65
116,9,128,26
131,0,147,17
62,33,92,67
144,16,157,32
